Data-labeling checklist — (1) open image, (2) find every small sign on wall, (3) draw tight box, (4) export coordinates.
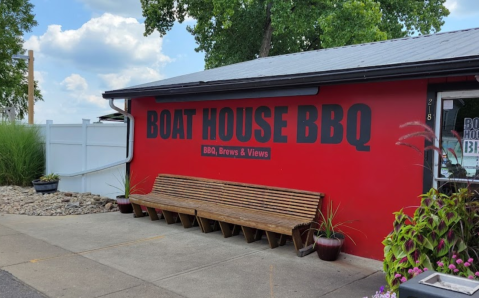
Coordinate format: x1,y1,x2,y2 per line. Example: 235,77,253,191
201,145,270,160
464,117,479,156
463,140,479,156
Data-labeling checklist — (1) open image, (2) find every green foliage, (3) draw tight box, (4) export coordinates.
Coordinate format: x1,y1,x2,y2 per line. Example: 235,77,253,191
382,188,479,292
0,122,45,186
313,200,361,244
0,0,43,119
141,0,449,68
39,173,59,182
108,172,146,198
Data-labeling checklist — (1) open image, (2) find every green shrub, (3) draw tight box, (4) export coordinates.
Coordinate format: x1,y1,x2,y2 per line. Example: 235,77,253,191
382,188,479,292
0,122,45,186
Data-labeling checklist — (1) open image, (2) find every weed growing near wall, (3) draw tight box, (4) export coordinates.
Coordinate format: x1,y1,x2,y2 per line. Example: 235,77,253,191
0,122,45,186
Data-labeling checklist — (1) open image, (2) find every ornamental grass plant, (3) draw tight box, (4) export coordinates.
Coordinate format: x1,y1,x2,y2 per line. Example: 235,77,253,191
0,122,45,186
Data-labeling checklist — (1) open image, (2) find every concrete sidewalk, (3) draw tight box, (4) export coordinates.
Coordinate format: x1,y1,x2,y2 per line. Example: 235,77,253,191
0,212,385,298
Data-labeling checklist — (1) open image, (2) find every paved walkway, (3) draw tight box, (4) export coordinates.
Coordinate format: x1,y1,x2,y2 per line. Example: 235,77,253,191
0,212,385,298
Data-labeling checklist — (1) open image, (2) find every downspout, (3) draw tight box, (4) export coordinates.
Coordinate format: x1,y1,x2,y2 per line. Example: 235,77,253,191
57,98,134,177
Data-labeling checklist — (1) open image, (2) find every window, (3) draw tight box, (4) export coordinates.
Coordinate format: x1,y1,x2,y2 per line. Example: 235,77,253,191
433,90,479,191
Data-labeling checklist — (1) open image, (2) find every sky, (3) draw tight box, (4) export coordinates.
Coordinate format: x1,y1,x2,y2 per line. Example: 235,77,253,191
22,0,479,124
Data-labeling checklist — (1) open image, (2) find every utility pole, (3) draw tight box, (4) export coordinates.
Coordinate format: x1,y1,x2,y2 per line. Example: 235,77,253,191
28,50,34,124
12,50,34,124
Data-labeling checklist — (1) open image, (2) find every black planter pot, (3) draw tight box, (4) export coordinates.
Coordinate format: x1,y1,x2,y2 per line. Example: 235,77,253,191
314,233,345,261
32,179,59,194
116,195,133,213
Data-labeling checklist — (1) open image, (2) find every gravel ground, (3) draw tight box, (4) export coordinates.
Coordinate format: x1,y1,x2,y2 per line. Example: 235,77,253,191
0,186,119,216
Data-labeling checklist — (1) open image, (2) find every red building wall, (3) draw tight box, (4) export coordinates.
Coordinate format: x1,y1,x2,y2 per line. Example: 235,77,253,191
130,79,428,260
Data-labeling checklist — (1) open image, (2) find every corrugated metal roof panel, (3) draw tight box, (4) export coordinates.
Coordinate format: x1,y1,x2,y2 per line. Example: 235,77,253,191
104,28,479,97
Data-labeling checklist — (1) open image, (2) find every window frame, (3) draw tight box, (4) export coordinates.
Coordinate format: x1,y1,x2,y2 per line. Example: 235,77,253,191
433,90,479,189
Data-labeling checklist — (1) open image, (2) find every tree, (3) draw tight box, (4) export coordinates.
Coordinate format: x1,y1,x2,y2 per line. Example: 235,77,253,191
0,0,42,120
141,0,449,69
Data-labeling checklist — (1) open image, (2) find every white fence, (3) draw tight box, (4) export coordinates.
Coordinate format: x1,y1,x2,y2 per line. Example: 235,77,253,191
38,119,128,198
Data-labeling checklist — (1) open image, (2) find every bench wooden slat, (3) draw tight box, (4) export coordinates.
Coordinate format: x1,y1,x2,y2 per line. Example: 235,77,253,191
154,188,317,217
153,179,319,218
157,177,320,200
160,174,323,196
130,174,323,254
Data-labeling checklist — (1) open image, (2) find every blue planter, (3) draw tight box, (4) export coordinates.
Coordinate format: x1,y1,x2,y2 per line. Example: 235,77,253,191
32,179,59,194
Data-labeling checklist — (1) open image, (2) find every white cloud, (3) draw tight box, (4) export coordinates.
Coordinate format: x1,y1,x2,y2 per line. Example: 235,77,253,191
61,74,88,91
99,67,163,90
84,94,108,108
445,0,458,13
34,71,47,94
24,13,171,73
78,0,143,18
445,0,479,17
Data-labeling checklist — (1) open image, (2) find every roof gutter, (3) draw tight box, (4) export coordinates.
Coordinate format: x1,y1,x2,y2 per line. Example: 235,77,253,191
102,56,479,99
58,99,134,177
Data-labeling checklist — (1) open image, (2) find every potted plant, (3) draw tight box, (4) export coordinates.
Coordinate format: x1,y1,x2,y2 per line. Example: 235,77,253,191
109,172,145,214
32,173,60,194
312,200,360,261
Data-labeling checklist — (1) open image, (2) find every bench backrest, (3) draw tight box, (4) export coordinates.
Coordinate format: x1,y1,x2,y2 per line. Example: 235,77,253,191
152,174,324,220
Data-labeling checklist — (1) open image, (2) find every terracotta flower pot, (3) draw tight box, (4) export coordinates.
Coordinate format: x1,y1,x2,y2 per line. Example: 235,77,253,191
314,233,345,261
116,195,133,213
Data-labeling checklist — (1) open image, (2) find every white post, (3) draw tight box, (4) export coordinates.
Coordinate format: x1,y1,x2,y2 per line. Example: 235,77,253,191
45,120,53,174
81,119,90,193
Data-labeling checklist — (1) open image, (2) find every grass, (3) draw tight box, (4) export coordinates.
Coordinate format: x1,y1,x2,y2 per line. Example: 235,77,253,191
0,122,45,186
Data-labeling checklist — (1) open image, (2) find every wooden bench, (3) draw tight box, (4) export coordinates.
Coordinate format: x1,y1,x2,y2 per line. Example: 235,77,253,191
130,174,324,253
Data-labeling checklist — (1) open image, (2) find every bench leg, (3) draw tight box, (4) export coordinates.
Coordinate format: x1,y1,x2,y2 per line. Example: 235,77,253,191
131,203,144,218
255,229,263,241
242,226,256,243
175,215,181,224
266,231,279,249
218,221,232,238
191,216,199,227
196,216,204,232
212,221,220,232
162,210,175,224
305,225,315,246
146,207,159,221
198,217,212,233
279,235,287,246
232,225,241,236
178,213,192,228
292,228,304,252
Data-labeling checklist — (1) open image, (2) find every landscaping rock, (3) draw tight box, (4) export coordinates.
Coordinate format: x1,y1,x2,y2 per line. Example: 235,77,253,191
0,186,119,216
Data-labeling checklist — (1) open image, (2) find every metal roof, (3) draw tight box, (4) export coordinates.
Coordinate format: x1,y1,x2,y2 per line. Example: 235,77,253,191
103,28,479,99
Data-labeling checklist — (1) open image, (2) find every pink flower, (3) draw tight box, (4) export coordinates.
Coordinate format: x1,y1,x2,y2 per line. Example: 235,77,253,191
408,269,413,274
449,264,456,270
452,254,457,259
468,258,474,263
395,273,402,278
454,269,459,273
475,272,479,277
437,261,444,267
465,262,471,267
401,277,407,283
456,259,463,264
424,268,428,271
469,276,474,279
